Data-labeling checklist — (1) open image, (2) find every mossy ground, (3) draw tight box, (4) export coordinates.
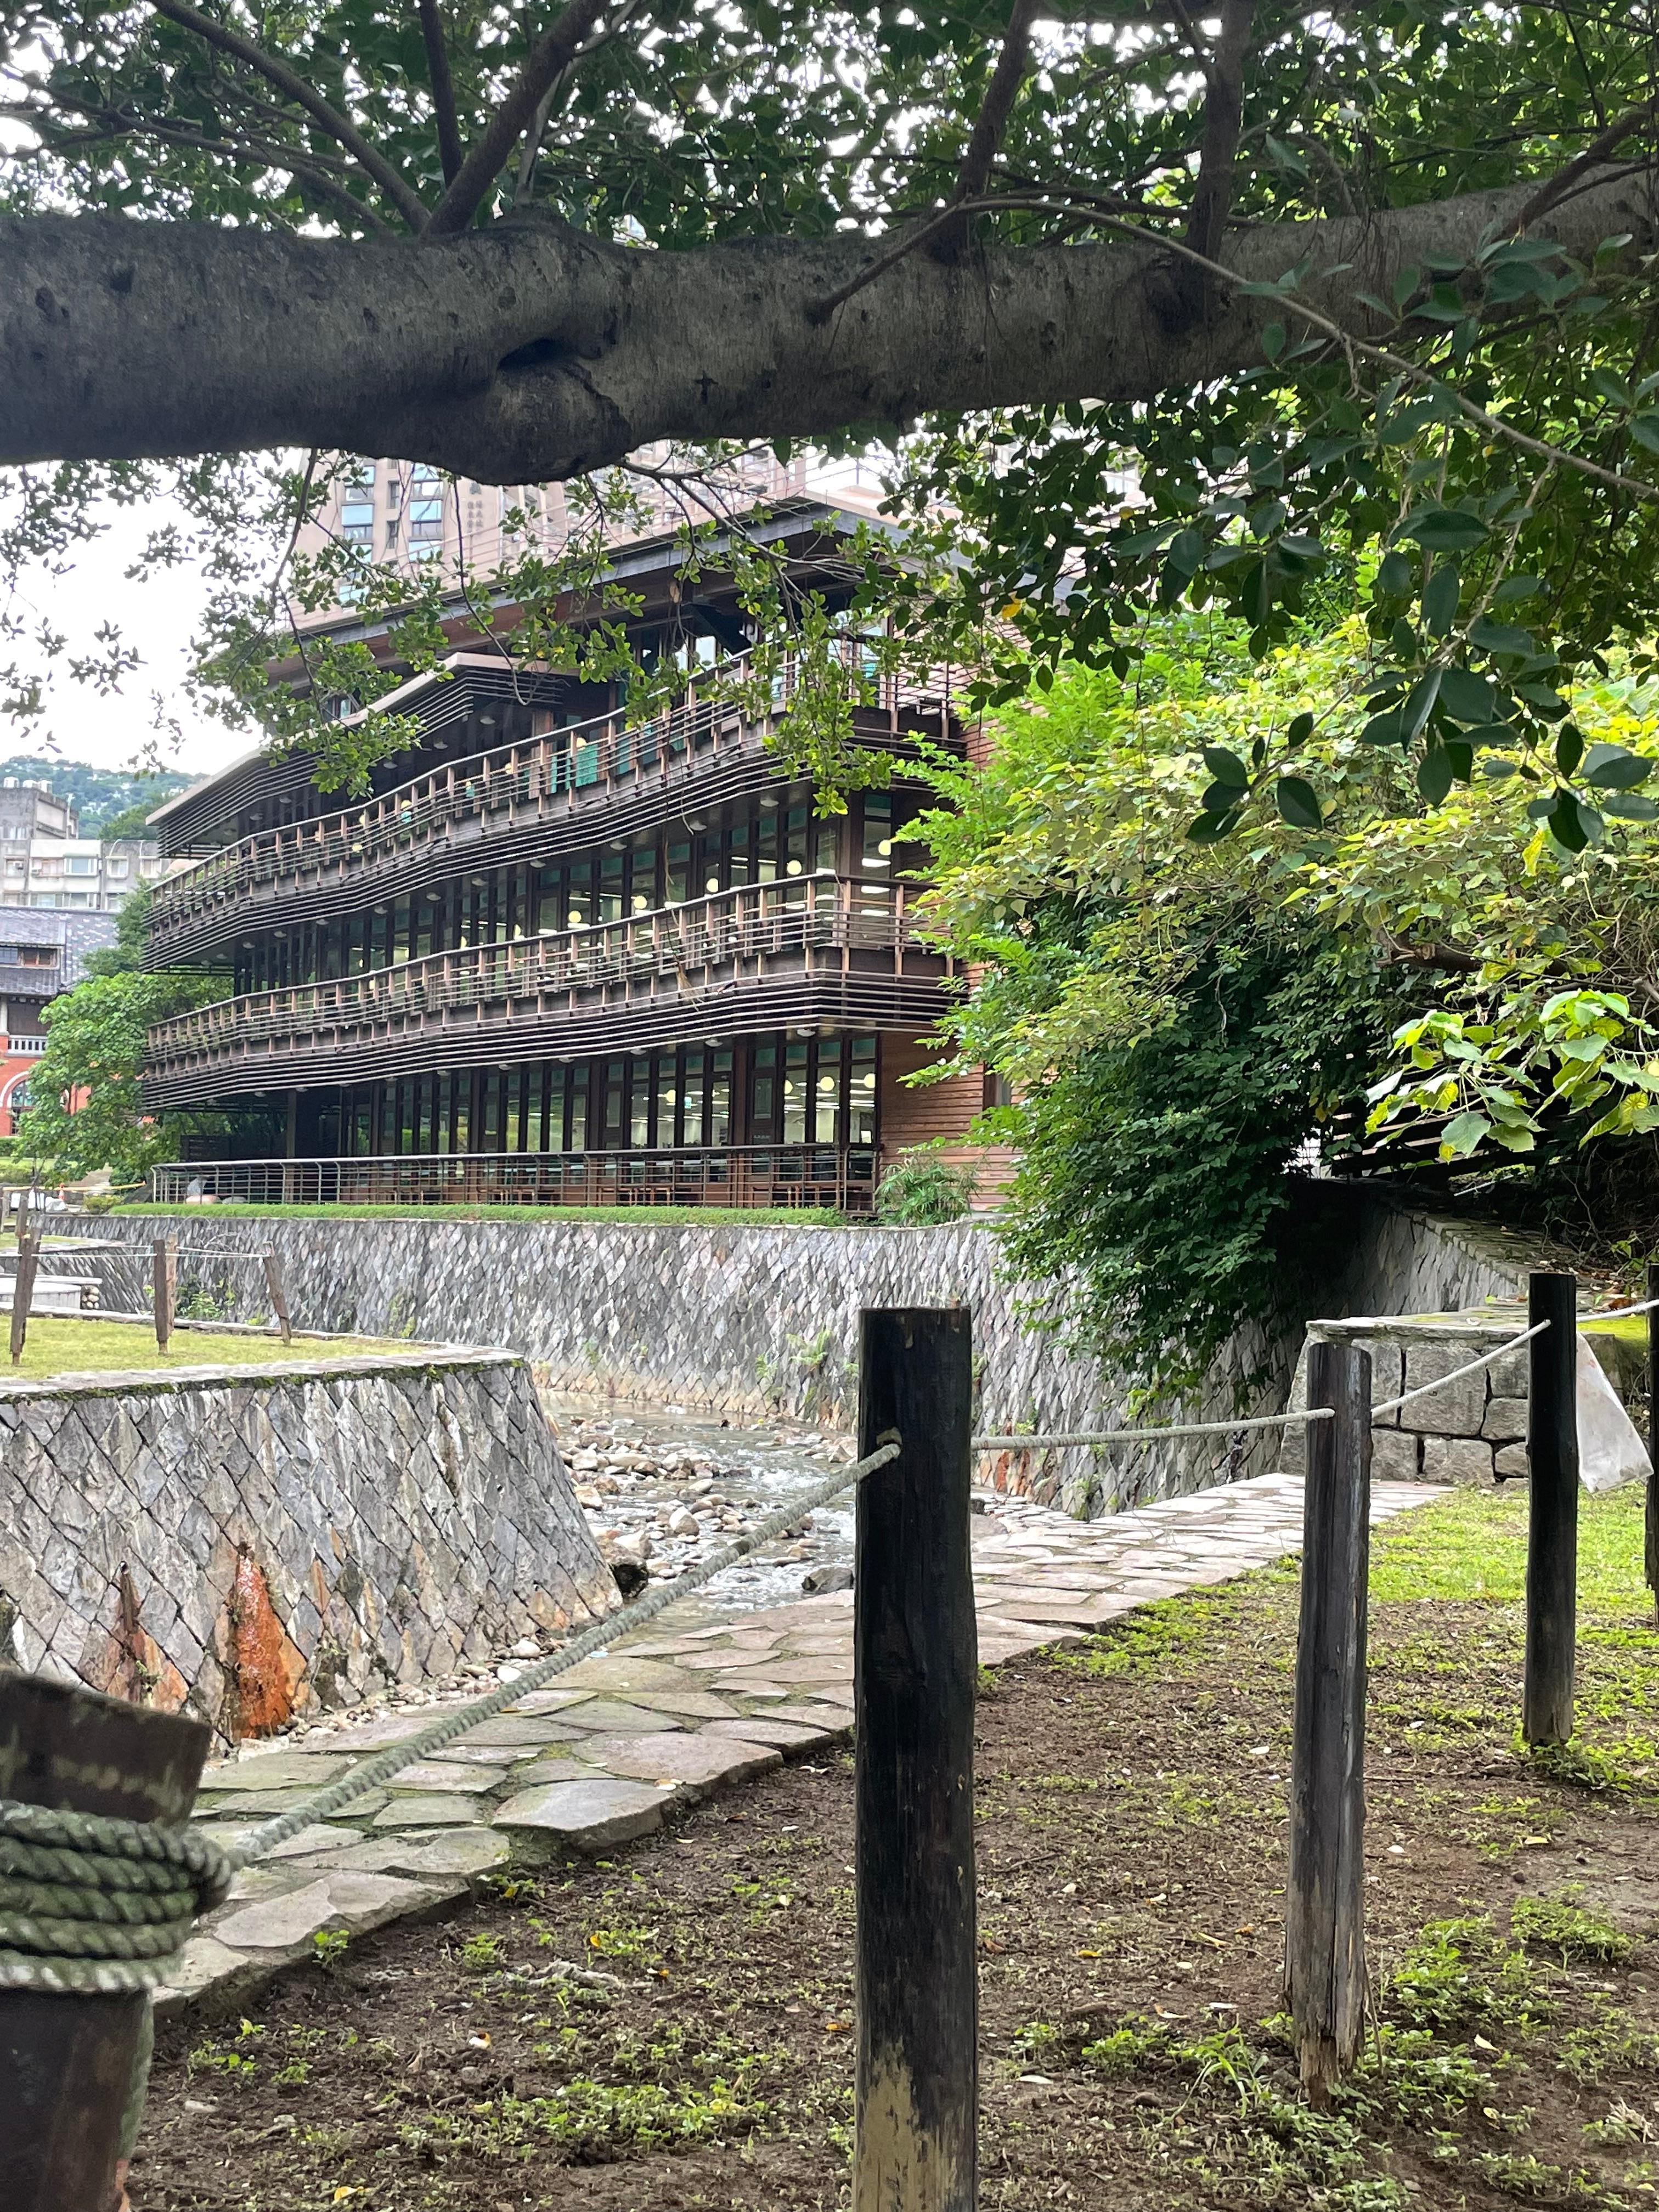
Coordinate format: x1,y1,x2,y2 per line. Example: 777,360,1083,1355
136,1485,1659,2210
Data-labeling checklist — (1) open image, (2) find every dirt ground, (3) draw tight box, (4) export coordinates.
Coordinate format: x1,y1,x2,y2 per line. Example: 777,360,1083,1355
134,1486,1659,2211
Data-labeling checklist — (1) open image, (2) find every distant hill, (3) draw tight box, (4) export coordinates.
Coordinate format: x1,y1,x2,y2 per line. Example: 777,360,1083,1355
0,757,195,837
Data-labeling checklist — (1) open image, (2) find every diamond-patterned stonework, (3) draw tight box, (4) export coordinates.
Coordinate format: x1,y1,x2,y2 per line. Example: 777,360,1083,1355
0,1348,614,1742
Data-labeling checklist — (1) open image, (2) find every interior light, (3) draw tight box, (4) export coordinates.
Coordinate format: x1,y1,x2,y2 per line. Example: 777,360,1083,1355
860,1073,876,1088
786,859,803,876
705,876,721,893
818,1076,836,1093
877,838,892,856
631,894,649,912
567,909,584,926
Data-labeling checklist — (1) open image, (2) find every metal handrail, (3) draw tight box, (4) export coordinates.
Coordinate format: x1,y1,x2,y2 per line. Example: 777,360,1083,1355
146,872,923,1064
148,1144,879,1210
146,648,959,938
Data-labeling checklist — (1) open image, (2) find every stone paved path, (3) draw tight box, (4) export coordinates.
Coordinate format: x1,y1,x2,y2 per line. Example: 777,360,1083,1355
164,1471,1440,2017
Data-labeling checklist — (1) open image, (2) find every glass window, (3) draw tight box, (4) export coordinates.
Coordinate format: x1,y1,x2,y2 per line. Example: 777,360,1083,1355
568,1063,588,1149
680,1047,705,1147
565,861,592,929
630,847,658,913
783,1039,809,1143
710,1049,732,1144
815,1035,843,1143
599,854,625,924
654,1051,678,1143
629,1054,652,1147
785,805,811,881
408,497,443,544
342,501,374,545
665,840,690,904
602,1058,625,1148
850,1036,877,1145
862,793,894,870
727,819,752,889
751,1042,777,1139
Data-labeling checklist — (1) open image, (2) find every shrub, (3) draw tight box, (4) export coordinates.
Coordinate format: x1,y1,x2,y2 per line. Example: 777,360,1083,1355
873,1145,978,1226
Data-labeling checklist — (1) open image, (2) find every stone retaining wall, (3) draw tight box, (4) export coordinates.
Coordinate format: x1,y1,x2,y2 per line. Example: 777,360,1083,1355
0,1341,614,1743
61,1184,1540,1515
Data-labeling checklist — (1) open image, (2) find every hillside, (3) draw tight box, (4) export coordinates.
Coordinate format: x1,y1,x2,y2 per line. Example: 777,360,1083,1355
0,756,194,837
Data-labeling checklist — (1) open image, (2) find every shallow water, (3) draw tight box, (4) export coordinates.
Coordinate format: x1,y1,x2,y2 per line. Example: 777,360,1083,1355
539,1390,858,1621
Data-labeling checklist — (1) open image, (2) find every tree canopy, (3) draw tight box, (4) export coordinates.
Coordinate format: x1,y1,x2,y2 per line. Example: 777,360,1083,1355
7,3,1659,817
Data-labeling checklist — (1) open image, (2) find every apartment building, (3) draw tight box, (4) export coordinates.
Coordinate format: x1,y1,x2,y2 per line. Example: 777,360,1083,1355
139,498,994,1211
0,907,120,1133
0,780,78,842
0,837,168,911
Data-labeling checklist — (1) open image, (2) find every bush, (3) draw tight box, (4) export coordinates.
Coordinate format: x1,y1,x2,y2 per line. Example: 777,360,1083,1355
874,1146,978,1226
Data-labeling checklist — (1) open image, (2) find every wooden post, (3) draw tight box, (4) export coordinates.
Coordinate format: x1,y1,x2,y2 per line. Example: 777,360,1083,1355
0,1673,211,2212
10,1226,40,1367
1525,1269,1579,1747
263,1253,293,1344
152,1237,175,1353
1646,1263,1658,1628
854,1307,977,2212
1285,1338,1372,2106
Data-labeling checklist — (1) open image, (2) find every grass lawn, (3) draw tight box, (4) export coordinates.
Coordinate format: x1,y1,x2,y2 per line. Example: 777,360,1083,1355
98,1200,859,1226
136,1482,1659,2211
1,1316,420,1379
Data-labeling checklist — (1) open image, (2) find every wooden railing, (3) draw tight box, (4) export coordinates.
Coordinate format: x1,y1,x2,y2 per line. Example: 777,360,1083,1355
146,873,931,1073
146,650,959,951
149,1144,879,1211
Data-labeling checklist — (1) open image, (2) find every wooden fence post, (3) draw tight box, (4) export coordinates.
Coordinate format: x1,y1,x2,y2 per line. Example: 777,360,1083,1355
0,1673,212,2212
10,1227,40,1367
854,1307,977,2212
1285,1337,1372,2106
1645,1262,1658,1628
1525,1270,1579,1747
262,1254,293,1344
152,1238,175,1353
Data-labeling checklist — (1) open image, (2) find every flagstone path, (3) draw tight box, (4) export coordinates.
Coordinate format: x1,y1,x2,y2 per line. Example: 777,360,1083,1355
163,1470,1439,2017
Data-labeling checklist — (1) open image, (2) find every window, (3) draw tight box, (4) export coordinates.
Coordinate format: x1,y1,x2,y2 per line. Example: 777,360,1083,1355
850,1036,878,1144
782,1040,809,1143
710,1049,733,1144
815,1035,843,1143
64,855,97,877
341,500,375,545
408,496,443,544
105,858,128,878
0,946,16,965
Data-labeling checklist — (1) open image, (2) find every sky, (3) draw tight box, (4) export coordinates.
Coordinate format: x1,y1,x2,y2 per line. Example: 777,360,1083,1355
4,492,238,782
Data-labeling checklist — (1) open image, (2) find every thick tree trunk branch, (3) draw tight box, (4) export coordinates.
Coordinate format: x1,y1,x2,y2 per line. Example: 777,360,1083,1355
936,0,1040,260
417,0,465,185
147,0,431,229
1184,0,1253,261
425,0,612,238
5,172,1657,482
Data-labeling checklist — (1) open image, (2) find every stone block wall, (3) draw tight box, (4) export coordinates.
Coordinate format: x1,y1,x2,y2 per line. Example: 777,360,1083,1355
0,1345,614,1742
1281,1313,1545,1487
62,1183,1538,1517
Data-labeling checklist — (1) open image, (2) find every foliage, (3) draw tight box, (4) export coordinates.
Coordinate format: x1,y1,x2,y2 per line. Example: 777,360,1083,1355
872,1144,978,1227
911,613,1659,1380
9,3,1659,833
14,884,222,1183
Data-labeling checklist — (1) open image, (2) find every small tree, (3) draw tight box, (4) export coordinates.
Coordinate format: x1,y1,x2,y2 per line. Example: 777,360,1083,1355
16,887,222,1186
874,1145,979,1227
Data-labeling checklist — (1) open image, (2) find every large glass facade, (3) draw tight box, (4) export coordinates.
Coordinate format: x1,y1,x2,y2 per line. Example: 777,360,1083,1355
335,1034,877,1158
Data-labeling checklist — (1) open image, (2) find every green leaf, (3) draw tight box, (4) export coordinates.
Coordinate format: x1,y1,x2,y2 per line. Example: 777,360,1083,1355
1167,527,1206,577
1274,775,1323,830
1597,792,1659,821
1437,667,1502,725
1398,507,1491,552
1548,792,1590,852
1491,575,1544,605
1630,415,1659,456
1286,712,1314,746
1261,321,1286,363
1201,746,1249,787
1417,745,1453,804
1185,810,1238,844
1582,743,1652,789
1554,725,1584,779
1469,618,1534,658
1421,566,1459,637
1375,551,1413,599
1439,1111,1492,1159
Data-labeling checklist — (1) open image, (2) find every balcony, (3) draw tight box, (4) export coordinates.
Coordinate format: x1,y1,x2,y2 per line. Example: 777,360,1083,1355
149,1144,878,1211
146,653,961,963
143,873,954,1107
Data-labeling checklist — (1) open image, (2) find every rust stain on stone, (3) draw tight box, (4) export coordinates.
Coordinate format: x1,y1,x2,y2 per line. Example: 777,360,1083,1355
82,1564,188,1712
225,1552,304,1737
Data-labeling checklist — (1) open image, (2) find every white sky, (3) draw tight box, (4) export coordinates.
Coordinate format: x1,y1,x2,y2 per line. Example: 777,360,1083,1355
4,494,240,782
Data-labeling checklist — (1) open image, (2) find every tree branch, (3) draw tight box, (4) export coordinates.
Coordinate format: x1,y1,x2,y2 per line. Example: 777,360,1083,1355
1516,93,1659,230
417,0,464,185
425,0,612,239
7,170,1659,481
1183,0,1254,262
935,0,1040,260
147,0,431,229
